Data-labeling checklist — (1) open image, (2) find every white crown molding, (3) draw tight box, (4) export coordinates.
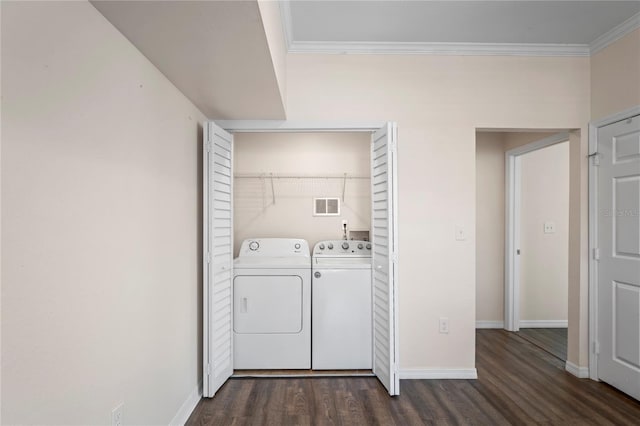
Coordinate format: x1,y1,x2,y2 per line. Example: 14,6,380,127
288,40,590,57
590,12,640,55
278,0,293,51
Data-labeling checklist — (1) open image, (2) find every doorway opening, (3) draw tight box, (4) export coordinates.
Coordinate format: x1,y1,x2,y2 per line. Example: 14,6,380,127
203,121,400,398
231,131,371,378
475,131,570,362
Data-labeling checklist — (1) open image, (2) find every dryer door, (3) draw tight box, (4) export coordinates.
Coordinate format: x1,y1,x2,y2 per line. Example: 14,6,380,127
234,275,303,334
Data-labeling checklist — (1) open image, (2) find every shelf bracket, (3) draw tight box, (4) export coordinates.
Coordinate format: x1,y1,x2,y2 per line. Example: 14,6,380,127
270,173,276,205
342,173,347,202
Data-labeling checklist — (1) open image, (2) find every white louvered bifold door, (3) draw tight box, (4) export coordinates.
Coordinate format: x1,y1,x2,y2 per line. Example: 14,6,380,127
371,122,400,396
203,122,234,397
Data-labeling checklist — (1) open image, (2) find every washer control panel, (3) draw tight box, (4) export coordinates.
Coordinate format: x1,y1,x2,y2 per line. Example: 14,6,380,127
313,240,371,257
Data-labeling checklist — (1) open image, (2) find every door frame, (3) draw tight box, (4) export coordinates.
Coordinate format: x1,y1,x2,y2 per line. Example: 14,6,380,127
211,119,400,395
215,120,387,133
504,132,570,331
588,105,640,381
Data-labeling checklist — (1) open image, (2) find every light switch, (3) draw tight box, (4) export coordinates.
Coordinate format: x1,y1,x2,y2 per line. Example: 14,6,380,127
455,225,466,241
544,222,556,234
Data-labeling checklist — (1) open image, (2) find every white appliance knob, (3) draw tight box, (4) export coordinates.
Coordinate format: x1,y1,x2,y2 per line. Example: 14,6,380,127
328,243,333,250
294,243,301,249
342,242,349,250
319,244,325,250
249,241,259,251
366,243,371,250
357,243,364,249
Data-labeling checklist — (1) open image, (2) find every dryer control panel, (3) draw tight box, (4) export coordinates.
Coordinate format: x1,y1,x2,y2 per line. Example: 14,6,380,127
313,240,371,257
238,238,310,257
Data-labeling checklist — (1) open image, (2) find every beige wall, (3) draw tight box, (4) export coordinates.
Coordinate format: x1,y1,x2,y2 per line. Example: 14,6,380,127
519,142,569,322
2,2,205,424
234,132,370,254
475,132,506,323
286,54,590,370
591,28,640,120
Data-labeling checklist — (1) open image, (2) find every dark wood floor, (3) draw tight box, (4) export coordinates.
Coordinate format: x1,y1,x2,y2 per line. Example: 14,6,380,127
186,330,640,425
515,328,567,361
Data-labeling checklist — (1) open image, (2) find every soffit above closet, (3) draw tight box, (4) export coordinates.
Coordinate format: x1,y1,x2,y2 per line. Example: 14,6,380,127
91,1,286,120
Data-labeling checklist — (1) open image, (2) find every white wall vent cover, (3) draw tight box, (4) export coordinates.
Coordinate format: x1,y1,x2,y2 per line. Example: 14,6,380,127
314,197,340,216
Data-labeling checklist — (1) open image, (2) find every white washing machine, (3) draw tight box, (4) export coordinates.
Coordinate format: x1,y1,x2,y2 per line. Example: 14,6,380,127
233,238,311,369
312,240,372,370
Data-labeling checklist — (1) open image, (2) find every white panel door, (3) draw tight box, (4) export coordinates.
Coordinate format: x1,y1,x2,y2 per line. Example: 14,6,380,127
203,122,234,397
371,122,400,396
597,115,640,400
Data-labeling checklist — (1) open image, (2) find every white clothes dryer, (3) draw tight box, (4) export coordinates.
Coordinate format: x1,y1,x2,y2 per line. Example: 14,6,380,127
312,240,372,370
233,238,311,369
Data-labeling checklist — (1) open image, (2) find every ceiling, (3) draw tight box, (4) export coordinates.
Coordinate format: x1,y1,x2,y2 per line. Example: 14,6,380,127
286,0,640,54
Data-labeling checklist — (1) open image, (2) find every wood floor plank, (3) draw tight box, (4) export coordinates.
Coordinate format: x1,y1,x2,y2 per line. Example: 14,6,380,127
186,330,640,425
516,328,567,361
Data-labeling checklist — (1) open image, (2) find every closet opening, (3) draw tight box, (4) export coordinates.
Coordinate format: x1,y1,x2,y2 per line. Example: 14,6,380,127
203,121,400,398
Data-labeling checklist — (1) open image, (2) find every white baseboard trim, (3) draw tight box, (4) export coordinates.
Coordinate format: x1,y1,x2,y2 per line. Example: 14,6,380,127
565,361,589,379
519,320,568,328
476,320,504,329
169,380,202,426
400,368,478,380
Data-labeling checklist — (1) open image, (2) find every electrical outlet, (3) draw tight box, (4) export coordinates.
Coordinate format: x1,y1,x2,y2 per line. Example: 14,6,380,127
544,222,556,234
112,403,124,426
439,317,449,334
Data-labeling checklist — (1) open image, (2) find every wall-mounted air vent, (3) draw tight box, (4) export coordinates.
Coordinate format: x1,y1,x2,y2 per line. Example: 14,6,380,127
313,197,340,216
